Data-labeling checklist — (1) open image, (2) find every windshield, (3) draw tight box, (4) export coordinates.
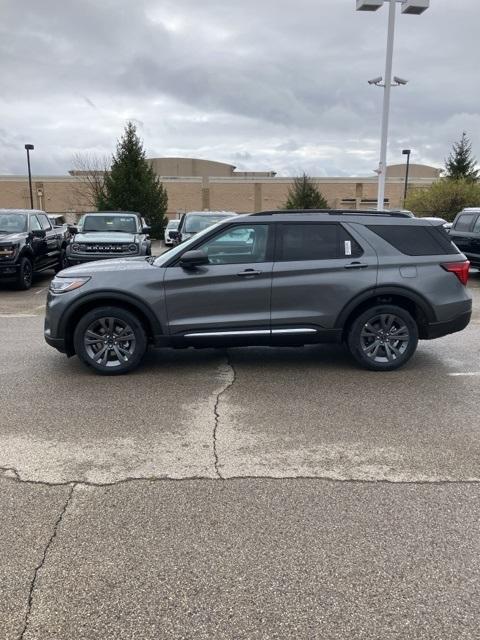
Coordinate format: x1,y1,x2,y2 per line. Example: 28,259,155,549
184,214,234,234
167,220,179,229
79,215,138,233
0,213,28,233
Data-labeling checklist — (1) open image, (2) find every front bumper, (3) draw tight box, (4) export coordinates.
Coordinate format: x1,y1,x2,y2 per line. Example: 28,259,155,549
0,262,20,278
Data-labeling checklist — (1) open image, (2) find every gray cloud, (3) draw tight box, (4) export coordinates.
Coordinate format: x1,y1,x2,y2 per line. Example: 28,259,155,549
0,0,479,176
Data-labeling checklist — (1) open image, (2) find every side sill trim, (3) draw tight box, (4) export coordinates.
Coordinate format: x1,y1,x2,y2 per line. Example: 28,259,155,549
184,328,318,338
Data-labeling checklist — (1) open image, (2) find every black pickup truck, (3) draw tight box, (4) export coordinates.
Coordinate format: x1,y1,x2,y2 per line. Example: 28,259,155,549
0,209,69,290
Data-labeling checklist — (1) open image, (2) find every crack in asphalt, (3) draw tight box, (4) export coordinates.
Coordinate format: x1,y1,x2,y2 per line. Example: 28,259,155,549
18,483,76,640
2,466,480,488
213,351,237,480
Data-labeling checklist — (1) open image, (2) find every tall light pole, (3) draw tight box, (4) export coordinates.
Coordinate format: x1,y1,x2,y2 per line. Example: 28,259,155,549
24,144,34,209
356,0,429,210
402,148,411,206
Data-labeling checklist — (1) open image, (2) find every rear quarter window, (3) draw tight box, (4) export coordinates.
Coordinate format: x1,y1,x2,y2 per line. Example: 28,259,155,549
279,223,363,261
367,224,459,256
454,214,476,232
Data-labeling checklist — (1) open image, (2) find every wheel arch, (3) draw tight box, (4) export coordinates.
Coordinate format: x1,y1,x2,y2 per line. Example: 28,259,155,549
60,292,163,356
336,287,435,341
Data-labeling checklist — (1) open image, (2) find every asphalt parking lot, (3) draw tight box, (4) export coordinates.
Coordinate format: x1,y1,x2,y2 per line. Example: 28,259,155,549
1,267,480,639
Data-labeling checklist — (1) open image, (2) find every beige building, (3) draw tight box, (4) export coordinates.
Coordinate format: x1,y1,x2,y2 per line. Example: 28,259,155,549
0,158,441,221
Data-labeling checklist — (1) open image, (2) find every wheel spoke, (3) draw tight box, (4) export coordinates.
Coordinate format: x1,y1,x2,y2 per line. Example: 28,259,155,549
381,315,394,331
94,345,108,364
363,339,381,357
384,343,395,361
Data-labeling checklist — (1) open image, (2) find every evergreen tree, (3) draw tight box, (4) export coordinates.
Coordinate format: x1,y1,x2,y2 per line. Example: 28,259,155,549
284,174,329,209
97,122,168,238
445,132,478,181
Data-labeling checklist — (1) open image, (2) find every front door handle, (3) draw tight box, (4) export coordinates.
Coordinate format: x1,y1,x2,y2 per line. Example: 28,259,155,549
237,269,262,277
344,262,369,269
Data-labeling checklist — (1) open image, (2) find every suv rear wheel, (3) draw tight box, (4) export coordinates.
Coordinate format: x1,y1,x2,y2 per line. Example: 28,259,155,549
347,304,418,371
74,306,147,375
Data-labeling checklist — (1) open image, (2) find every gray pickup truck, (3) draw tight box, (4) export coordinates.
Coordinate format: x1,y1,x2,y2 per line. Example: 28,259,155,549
66,211,151,266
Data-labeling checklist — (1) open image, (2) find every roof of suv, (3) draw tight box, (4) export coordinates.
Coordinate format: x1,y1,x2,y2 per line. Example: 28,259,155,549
0,208,46,215
244,209,441,226
82,211,141,217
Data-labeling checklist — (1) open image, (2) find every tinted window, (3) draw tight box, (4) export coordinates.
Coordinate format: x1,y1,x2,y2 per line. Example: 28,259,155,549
198,225,268,264
279,224,363,261
30,215,42,231
184,214,235,233
368,225,459,256
454,214,475,232
0,213,27,233
473,216,480,233
38,214,52,230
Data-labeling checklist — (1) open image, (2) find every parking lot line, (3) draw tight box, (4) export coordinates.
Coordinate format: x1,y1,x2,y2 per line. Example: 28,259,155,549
448,372,480,377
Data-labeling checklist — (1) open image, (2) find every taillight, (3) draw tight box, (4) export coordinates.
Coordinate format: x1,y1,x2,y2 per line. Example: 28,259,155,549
442,261,470,285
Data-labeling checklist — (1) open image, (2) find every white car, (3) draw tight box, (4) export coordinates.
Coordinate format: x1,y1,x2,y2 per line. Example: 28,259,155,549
164,219,180,245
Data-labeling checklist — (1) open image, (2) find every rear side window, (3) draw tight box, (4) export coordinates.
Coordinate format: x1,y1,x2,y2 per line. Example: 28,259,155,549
38,214,52,231
278,224,363,261
454,214,475,232
367,225,459,256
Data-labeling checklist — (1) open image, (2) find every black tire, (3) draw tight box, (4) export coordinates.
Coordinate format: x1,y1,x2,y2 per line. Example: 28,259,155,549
54,248,69,273
347,304,419,371
16,257,33,290
73,306,147,375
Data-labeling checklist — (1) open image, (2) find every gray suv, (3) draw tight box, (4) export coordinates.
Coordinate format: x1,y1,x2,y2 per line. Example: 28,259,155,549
45,210,472,374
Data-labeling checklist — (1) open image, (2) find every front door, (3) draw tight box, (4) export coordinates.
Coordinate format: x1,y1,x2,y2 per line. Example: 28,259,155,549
271,222,378,340
164,223,273,344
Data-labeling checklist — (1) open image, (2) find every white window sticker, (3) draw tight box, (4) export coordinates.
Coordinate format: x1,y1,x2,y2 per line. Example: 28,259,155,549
344,240,352,256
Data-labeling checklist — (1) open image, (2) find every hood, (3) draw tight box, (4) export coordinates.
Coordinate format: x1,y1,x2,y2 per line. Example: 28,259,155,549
0,232,26,243
60,256,154,277
73,232,137,244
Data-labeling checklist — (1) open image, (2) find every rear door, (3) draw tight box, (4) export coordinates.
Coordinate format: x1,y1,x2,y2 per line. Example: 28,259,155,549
164,223,273,343
37,213,60,267
470,215,480,264
271,222,378,338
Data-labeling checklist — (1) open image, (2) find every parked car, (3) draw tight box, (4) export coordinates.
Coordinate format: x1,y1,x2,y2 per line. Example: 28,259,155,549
45,209,471,375
164,219,180,246
174,211,237,245
448,208,480,267
66,211,151,266
0,209,69,289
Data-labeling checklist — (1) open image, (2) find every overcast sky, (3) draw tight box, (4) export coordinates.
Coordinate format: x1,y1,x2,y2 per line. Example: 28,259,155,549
1,0,478,177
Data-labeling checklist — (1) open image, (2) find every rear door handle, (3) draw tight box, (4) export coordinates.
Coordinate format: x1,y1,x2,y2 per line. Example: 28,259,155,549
344,262,369,269
237,269,262,277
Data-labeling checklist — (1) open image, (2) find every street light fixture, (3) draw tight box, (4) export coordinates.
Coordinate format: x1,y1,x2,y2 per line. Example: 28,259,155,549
24,144,35,209
402,148,411,206
356,0,429,209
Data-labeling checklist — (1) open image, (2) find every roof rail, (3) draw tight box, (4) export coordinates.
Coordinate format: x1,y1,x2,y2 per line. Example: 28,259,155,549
250,209,413,218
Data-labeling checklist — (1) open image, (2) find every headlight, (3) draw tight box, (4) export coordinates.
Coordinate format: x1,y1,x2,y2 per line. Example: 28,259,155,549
0,245,16,257
128,243,138,253
49,276,90,294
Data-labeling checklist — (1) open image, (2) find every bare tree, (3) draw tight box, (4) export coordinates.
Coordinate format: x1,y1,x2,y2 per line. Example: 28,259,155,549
69,152,110,209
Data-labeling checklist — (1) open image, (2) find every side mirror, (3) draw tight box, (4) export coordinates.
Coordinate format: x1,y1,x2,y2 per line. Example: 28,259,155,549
142,225,151,234
32,228,46,238
67,224,78,235
179,250,209,268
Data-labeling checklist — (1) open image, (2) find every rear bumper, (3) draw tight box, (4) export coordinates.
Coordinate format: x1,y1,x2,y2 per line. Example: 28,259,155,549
424,310,472,339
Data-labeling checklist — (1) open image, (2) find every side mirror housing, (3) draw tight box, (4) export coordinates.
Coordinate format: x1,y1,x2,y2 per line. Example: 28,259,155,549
32,228,46,238
179,250,209,268
67,224,78,235
142,225,151,234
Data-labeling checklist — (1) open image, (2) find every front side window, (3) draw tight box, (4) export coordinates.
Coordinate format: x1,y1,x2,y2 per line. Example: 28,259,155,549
472,216,480,233
30,215,42,231
38,214,52,231
279,223,363,261
455,214,475,232
197,225,269,264
81,215,138,233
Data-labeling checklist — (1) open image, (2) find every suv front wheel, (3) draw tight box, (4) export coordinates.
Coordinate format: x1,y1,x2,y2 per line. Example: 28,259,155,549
74,306,147,375
347,305,419,371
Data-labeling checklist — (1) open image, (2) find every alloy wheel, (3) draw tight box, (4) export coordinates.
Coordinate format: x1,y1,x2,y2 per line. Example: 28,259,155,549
83,316,136,368
360,313,410,364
